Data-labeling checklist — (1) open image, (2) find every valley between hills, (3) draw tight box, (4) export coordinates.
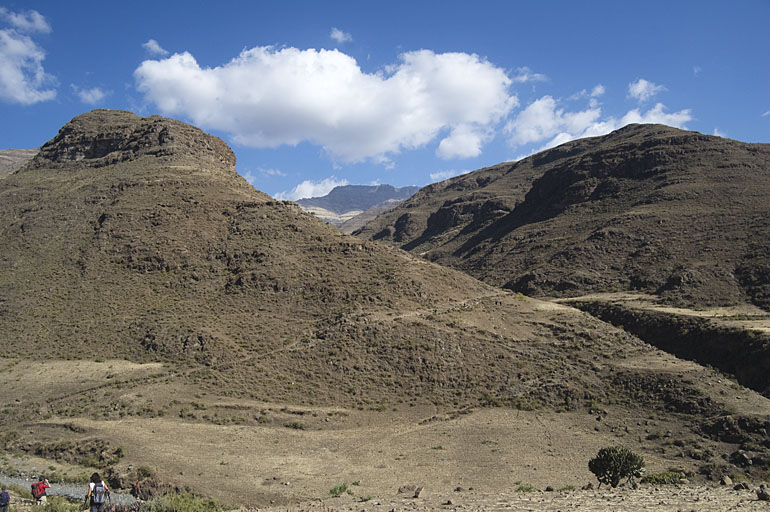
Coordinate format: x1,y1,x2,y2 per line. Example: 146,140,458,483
1,110,770,510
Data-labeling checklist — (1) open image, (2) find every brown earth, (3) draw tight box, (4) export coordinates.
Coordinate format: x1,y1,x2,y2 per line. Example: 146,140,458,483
2,111,770,508
356,124,770,311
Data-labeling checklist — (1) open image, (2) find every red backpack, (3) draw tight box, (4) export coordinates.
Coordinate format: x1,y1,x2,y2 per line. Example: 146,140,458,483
31,482,45,499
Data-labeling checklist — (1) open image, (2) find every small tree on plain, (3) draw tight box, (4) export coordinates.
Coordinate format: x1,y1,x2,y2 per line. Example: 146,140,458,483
588,446,645,488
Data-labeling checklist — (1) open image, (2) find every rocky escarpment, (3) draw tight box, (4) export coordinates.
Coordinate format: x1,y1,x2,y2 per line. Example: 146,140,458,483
570,300,770,396
25,109,235,172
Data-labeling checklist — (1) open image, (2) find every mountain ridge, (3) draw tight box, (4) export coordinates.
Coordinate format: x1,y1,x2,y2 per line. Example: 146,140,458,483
297,184,419,214
357,124,770,310
296,184,419,231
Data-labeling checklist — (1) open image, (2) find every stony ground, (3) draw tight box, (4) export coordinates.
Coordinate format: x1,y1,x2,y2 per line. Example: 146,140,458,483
3,484,770,512
247,485,770,511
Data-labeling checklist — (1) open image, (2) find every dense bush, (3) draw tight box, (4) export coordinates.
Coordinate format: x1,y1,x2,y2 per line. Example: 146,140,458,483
588,446,645,488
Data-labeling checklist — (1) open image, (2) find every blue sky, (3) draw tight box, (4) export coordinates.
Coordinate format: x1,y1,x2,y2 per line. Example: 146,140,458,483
1,1,768,199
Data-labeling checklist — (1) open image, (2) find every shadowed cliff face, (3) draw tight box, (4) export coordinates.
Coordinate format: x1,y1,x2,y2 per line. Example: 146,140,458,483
358,124,770,310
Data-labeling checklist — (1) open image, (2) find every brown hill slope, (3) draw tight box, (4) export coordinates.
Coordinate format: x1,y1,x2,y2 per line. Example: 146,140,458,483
1,109,514,406
357,124,770,310
3,112,770,505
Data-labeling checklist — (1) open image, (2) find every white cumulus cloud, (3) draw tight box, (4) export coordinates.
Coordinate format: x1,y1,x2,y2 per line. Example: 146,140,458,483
330,28,352,44
506,95,692,152
71,85,107,105
0,9,56,105
591,84,605,97
628,78,666,103
142,39,169,56
618,103,692,127
436,125,489,159
275,176,349,201
134,46,516,163
713,127,726,137
0,7,51,33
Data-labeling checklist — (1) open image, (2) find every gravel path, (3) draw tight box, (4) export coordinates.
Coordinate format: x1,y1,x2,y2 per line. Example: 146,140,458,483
0,475,136,505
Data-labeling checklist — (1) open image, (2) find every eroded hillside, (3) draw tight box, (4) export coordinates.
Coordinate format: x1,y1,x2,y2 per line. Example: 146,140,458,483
357,125,770,310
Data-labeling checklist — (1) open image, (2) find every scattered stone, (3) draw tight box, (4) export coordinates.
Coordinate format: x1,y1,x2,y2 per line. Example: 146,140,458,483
730,450,752,467
720,475,733,486
545,486,554,492
757,484,770,501
582,483,594,490
413,486,424,498
444,499,454,505
733,482,749,491
398,485,416,494
454,487,464,492
679,478,690,484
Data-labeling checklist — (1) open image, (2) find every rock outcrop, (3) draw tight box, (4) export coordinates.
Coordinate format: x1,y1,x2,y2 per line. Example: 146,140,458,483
25,109,235,171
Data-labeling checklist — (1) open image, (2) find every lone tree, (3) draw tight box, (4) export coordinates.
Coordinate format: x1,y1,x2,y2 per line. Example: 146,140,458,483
588,446,645,488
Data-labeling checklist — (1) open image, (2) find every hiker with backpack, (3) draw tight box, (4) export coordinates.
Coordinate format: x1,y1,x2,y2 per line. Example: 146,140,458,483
31,477,50,504
86,473,110,512
0,485,11,512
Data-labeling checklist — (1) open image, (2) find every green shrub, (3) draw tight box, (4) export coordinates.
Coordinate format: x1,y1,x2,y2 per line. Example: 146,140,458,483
329,483,348,497
283,421,306,430
6,483,32,499
142,493,222,512
641,472,683,485
41,497,82,512
136,465,156,479
588,446,645,488
516,484,534,492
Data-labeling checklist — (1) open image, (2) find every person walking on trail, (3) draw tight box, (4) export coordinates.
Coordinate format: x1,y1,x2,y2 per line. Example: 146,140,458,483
86,473,110,512
32,477,50,505
0,485,11,512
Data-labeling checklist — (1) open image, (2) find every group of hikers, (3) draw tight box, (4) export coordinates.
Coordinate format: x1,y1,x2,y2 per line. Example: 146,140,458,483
0,473,110,511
